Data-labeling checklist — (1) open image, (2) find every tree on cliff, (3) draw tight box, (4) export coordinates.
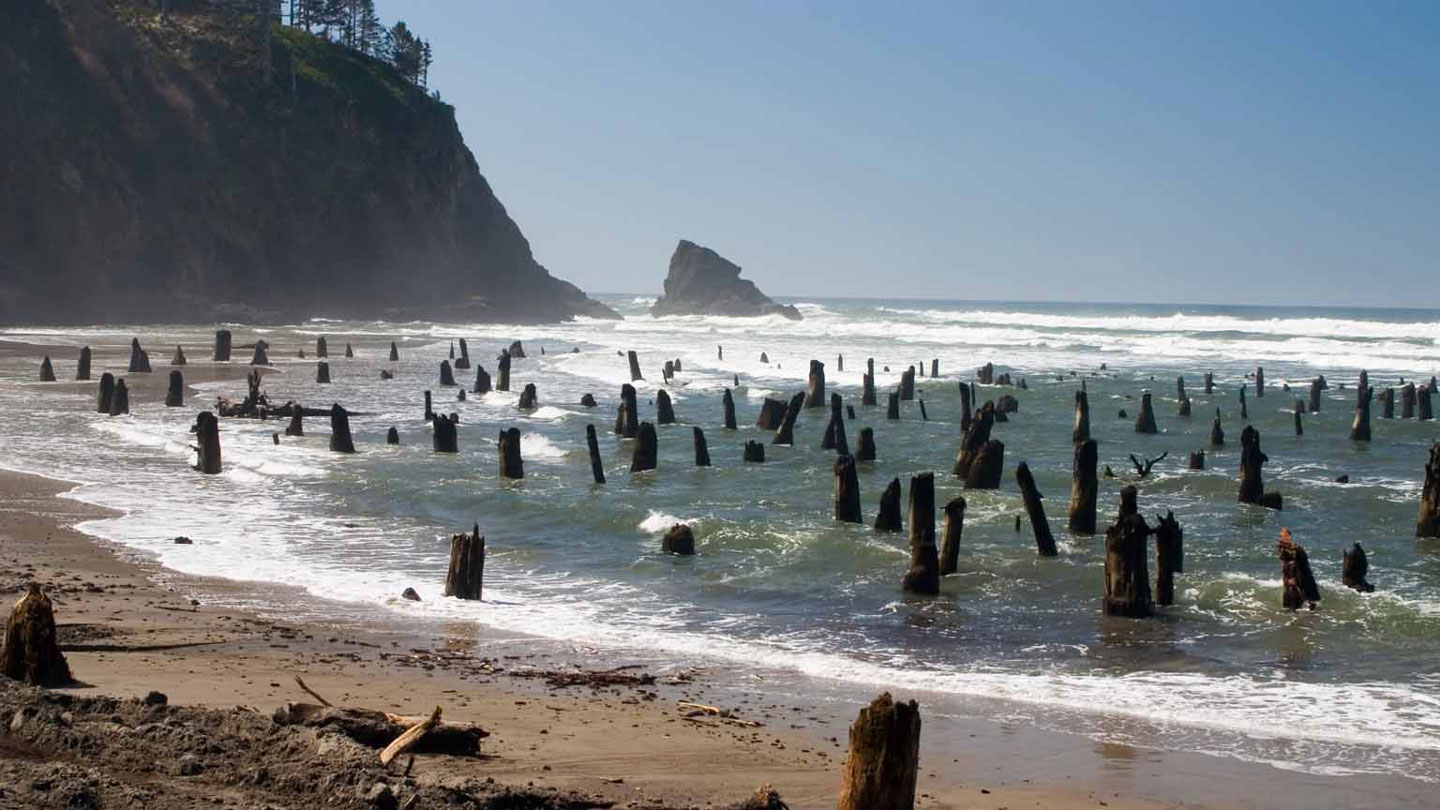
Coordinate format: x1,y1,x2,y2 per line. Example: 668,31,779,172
384,21,431,87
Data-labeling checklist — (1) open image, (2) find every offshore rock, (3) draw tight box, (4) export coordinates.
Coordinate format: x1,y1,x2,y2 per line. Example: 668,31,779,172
650,240,801,320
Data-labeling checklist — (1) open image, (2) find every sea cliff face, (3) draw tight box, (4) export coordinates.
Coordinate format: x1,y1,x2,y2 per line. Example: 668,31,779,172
0,0,616,325
650,239,801,320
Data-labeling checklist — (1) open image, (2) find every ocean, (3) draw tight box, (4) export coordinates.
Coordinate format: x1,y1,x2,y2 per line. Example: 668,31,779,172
3,296,1440,783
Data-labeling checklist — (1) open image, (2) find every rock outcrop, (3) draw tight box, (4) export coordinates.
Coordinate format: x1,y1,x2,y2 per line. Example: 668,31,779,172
650,240,801,320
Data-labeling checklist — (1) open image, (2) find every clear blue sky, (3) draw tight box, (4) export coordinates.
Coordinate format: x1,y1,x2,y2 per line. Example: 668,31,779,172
375,1,1438,306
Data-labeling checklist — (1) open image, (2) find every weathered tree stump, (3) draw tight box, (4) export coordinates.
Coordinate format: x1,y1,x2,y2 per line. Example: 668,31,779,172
977,362,995,385
886,391,900,420
722,389,737,429
107,379,129,415
316,336,328,358
474,366,492,395
1068,439,1098,535
1204,372,1214,394
1293,401,1303,436
194,411,221,473
996,394,1019,414
773,392,804,445
1418,442,1440,537
455,338,471,370
631,422,658,472
937,496,966,576
344,343,354,359
37,356,56,382
661,524,695,555
249,340,270,366
615,384,639,438
836,692,921,810
805,360,826,408
433,413,458,453
1278,528,1320,610
1154,511,1183,606
656,389,676,424
496,351,512,392
519,383,539,411
692,426,711,466
585,424,606,483
662,360,674,382
856,427,877,462
329,404,356,453
498,427,524,479
1379,387,1395,418
847,404,856,419
1188,450,1205,470
875,478,902,533
164,370,184,407
1238,425,1280,509
953,402,995,480
1401,382,1419,418
128,338,151,373
822,393,849,454
760,351,769,364
960,383,973,432
1421,384,1435,421
901,473,940,595
75,346,91,381
1239,384,1248,419
931,359,939,378
1104,488,1154,618
389,341,400,362
316,361,331,384
1134,391,1158,434
504,340,525,359
899,367,916,401
835,454,863,523
627,350,643,382
424,390,435,422
964,440,1004,490
862,372,877,407
1210,409,1225,447
386,427,399,445
744,440,766,463
213,330,232,362
444,526,485,600
1255,367,1265,397
1309,379,1322,413
1342,542,1375,593
171,345,187,366
439,361,456,387
1072,390,1090,444
756,398,787,430
580,393,597,408
1176,376,1190,417
284,402,303,436
1,584,74,687
1349,386,1372,442
1016,462,1057,556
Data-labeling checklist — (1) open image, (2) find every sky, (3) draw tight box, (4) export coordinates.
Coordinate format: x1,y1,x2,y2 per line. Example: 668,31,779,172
374,1,1439,307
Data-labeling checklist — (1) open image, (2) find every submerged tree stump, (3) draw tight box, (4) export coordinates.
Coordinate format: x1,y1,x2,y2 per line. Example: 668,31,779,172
1255,367,1265,397
1210,409,1225,447
959,383,973,432
389,341,400,362
1402,382,1416,418
661,524,695,555
424,391,435,422
194,411,221,474
474,366,492,395
1379,387,1395,419
1072,390,1090,444
285,403,303,437
862,372,877,407
875,478,903,533
1418,442,1440,537
773,393,804,445
656,389,676,424
1421,384,1435,421
128,338,151,373
344,343,354,359
1293,401,1303,436
938,497,966,576
39,356,55,382
744,440,766,463
1278,528,1320,610
213,330,232,362
977,362,995,385
496,351,512,392
1134,391,1157,434
1,584,73,687
386,427,400,445
519,383,539,411
953,402,996,480
805,359,826,408
1016,462,1057,556
836,692,921,810
1238,425,1280,509
886,391,900,420
856,427,877,462
693,426,711,466
585,424,606,483
171,345,186,366
899,367,916,401
250,340,270,366
1239,384,1248,420
498,427,524,479
615,384,640,438
822,393,849,454
1154,511,1183,606
631,422,658,472
75,346,91,381
627,350,644,382
109,379,129,416
1309,379,1322,413
165,370,184,407
964,440,1004,490
433,414,458,453
1188,450,1205,470
835,454,863,524
316,336,329,358
756,398,787,430
1068,439,1098,535
723,389,737,429
455,338,471,370
444,526,485,600
1104,488,1154,618
901,473,940,595
508,340,526,360
439,361,456,387
1342,542,1375,593
931,359,939,378
1202,372,1213,394
1350,386,1372,441
316,361,331,384
330,404,356,453
1177,377,1190,417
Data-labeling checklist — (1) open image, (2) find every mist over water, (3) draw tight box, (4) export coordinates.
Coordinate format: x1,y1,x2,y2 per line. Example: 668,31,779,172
4,297,1440,781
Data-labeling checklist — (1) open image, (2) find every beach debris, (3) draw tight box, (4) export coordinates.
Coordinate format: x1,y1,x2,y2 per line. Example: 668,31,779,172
901,473,940,595
39,356,55,382
631,422,658,472
755,397,787,430
1129,451,1168,478
1016,462,1057,556
512,664,657,689
678,701,762,728
1154,511,1183,606
274,697,484,758
1238,426,1281,509
744,440,765,463
586,424,606,483
1350,384,1372,441
1342,543,1375,593
1104,486,1154,618
722,388,737,429
438,360,455,387
615,384,639,438
856,427,876,462
127,338,151,373
213,330,232,361
498,427,524,479
1069,439,1098,535
1072,390,1090,444
693,426,712,466
1134,391,1158,434
939,496,965,576
330,404,356,453
519,382,539,411
655,389,675,423
432,413,458,453
837,692,920,810
250,339,270,366
899,366,915,401
661,523,695,555
496,350,512,392
164,370,184,407
76,346,91,380
455,338,471,370
773,392,804,445
822,393,848,453
444,525,485,600
874,478,902,533
1418,442,1440,537
1277,528,1320,610
2,584,74,687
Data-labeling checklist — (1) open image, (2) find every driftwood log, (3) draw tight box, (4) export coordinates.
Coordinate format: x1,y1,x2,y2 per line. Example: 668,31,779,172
901,473,940,595
1,584,73,687
836,693,920,810
444,525,485,600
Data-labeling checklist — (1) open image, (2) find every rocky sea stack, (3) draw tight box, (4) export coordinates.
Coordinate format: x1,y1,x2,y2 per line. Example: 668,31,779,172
650,240,801,320
0,0,617,325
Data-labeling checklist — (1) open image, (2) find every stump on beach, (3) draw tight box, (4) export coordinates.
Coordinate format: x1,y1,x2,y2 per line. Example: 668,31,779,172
901,473,940,595
1104,487,1154,618
1278,528,1320,610
444,526,485,600
76,346,91,381
329,404,356,453
586,424,606,483
194,411,221,473
836,693,920,810
213,330,232,362
875,478,902,533
1154,511,1183,606
834,455,862,523
1068,439,1098,535
498,428,524,479
631,422,658,472
1342,542,1375,593
166,370,184,407
1,584,73,687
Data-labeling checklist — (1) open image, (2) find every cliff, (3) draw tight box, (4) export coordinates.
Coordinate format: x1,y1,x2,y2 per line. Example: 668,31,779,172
0,0,617,324
650,240,801,320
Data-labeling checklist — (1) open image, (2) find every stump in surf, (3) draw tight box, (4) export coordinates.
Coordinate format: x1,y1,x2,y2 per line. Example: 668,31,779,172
171,345,186,366
507,340,525,359
316,362,331,384
964,439,1004,490
756,398,787,430
498,427,524,479
580,393,596,408
475,367,492,395
1350,385,1372,442
1016,462,1057,556
329,404,356,453
953,402,999,486
128,338,151,373
1293,401,1303,436
931,358,939,378
836,692,920,810
1103,487,1153,618
1421,384,1435,421
901,473,940,595
433,413,458,453
76,346,91,381
615,384,640,439
1418,442,1440,538
874,478,902,533
1210,409,1225,447
386,427,399,445
1204,372,1214,394
977,362,995,385
1342,542,1375,593
693,427,711,466
389,341,400,362
1,584,74,687
886,391,900,420
165,370,184,407
586,424,606,483
822,393,848,454
194,411,221,474
1401,382,1417,418
1177,377,1191,417
656,389,676,424
1255,367,1265,397
1072,390,1090,444
496,351,511,392
424,391,435,422
856,427,876,462
344,342,353,359
250,340,270,366
1380,387,1395,419
1134,391,1158,434
834,454,862,524
1310,379,1323,413
960,383,973,432
722,389,737,429
1188,450,1205,470
627,350,643,382
773,393,804,446
1068,439,1098,535
213,330,232,362
439,361,456,387
316,336,329,358
898,367,915,401
862,371,877,407
444,525,485,600
631,422,658,472
108,379,129,415
1238,425,1281,509
455,339,471,370
1277,528,1320,610
1239,384,1248,419
805,359,826,408
939,497,965,576
744,440,766,463
39,356,55,382
661,524,695,555
285,403,303,436
519,383,539,411
1154,511,1183,606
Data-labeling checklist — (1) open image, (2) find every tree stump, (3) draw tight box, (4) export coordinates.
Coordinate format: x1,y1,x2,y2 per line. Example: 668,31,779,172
519,383,539,411
756,398,787,430
1238,425,1280,508
1379,387,1395,419
1016,462,1057,556
886,391,900,420
498,427,524,479
316,361,331,384
285,403,303,437
109,379,129,416
455,338,471,370
615,384,639,438
773,393,804,445
1104,491,1154,618
507,340,525,359
1,584,73,687
250,340,270,366
823,393,848,454
1293,401,1303,436
344,343,354,359
899,367,915,401
1421,384,1434,421
1349,386,1372,441
1176,376,1190,417
662,524,695,555
856,427,877,462
1255,366,1264,397
439,361,456,387
744,440,765,463
76,346,91,381
1239,384,1248,420
835,454,862,524
386,427,400,445
1072,390,1090,444
389,341,400,362
953,402,995,479
964,440,1004,490
874,478,902,533
931,358,939,378
937,496,966,576
330,404,356,453
1134,391,1158,434
497,351,512,392
901,473,940,595
1209,409,1225,447
213,330,232,362
1188,450,1205,470
1068,439,1098,535
171,345,187,366
475,366,492,395
128,338,151,373
977,362,994,385
693,426,711,466
862,372,877,407
1154,510,1183,606
1342,542,1375,593
444,526,485,600
585,424,606,483
836,693,921,810
39,356,55,382
194,411,221,474
165,370,184,407
723,389,737,429
1277,528,1320,610
1309,379,1322,413
433,414,458,453
1418,442,1440,538
627,350,644,382
631,422,658,472
1402,382,1417,418
424,391,435,422
316,336,328,358
656,389,676,424
805,359,826,408
960,383,973,432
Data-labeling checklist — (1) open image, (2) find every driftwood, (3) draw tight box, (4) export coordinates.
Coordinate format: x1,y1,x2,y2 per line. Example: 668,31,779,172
836,693,920,810
874,478,902,533
2,584,74,687
499,428,524,479
272,702,486,756
444,525,485,600
1153,511,1183,606
939,497,965,576
1068,439,1098,535
1418,442,1440,538
631,422,658,472
1278,528,1320,610
834,455,862,523
1016,462,1056,556
1342,542,1375,593
901,473,940,595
